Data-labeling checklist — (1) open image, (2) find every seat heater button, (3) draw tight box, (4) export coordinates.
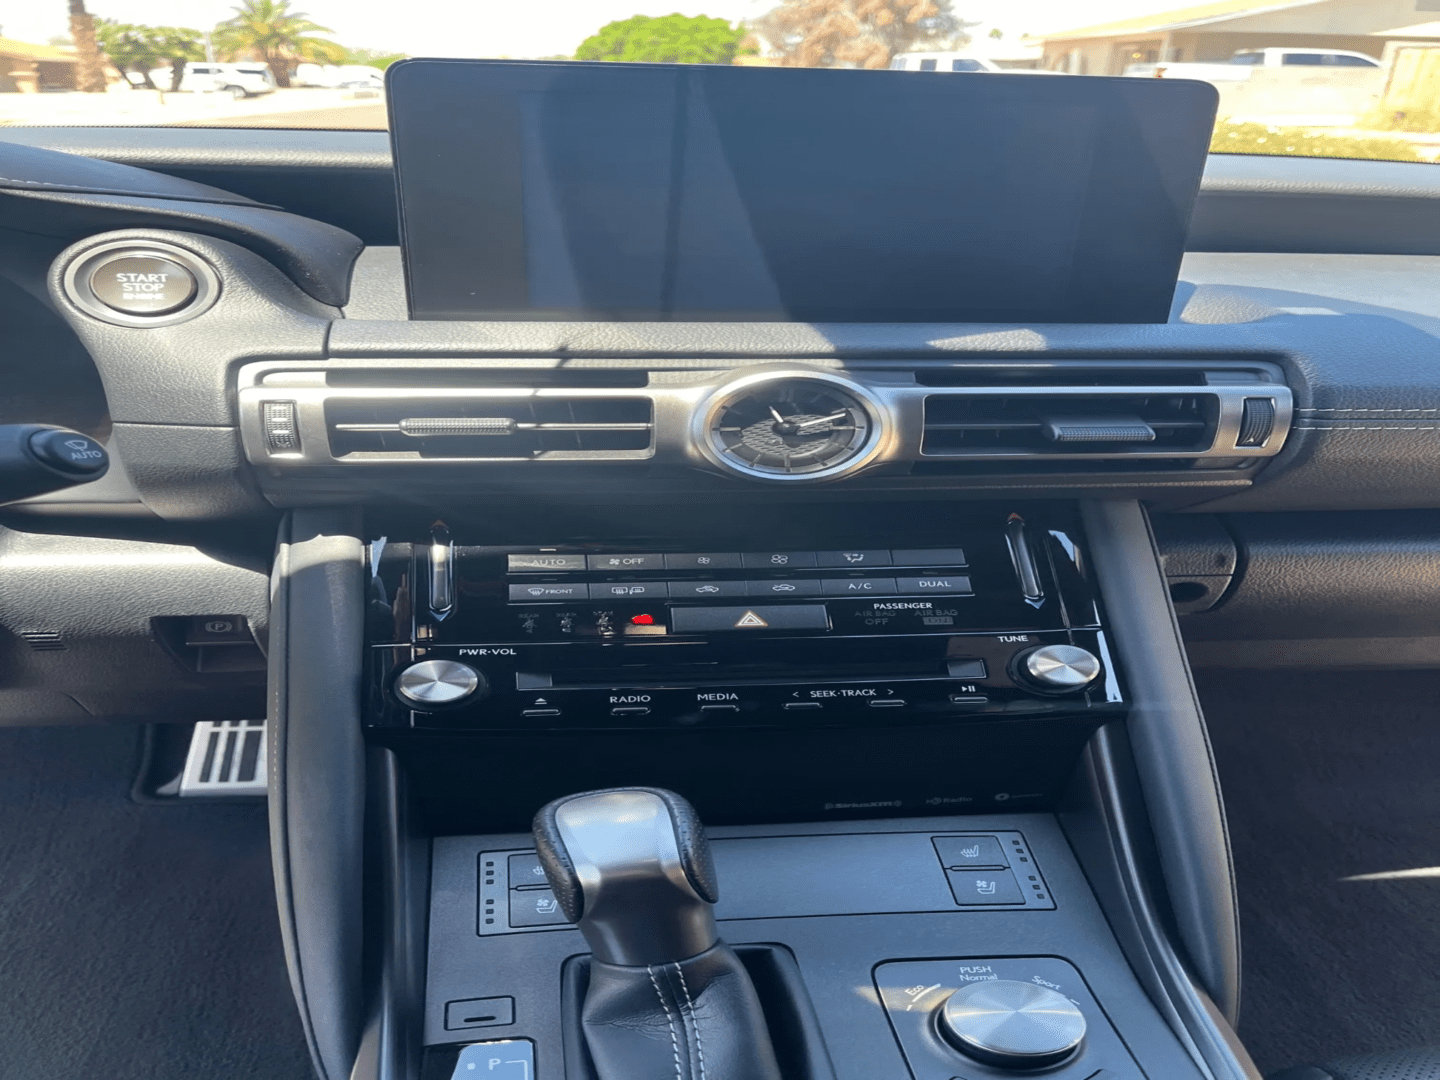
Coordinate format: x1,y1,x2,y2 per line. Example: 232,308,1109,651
89,255,198,315
934,835,1009,869
508,853,551,888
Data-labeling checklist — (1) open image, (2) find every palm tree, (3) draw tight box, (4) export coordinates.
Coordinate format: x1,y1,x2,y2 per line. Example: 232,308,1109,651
212,0,344,88
67,0,108,92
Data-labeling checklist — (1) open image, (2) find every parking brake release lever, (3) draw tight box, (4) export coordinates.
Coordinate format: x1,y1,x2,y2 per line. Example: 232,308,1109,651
534,787,783,1080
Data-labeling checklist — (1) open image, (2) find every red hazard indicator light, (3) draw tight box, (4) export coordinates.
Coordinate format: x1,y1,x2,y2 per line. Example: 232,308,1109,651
630,614,656,625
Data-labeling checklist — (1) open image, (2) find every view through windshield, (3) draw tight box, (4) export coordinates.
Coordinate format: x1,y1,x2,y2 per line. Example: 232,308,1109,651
2,0,1439,165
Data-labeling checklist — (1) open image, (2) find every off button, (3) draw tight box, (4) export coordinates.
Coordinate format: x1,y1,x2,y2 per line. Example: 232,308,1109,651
89,255,198,316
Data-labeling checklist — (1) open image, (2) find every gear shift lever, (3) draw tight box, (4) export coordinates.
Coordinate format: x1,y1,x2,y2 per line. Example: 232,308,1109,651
534,787,783,1080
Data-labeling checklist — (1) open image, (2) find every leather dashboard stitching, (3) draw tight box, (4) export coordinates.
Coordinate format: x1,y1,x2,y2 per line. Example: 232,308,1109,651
674,962,706,1080
648,965,685,1080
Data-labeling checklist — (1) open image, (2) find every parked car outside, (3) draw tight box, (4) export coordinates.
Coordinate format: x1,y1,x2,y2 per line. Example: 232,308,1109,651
129,63,276,99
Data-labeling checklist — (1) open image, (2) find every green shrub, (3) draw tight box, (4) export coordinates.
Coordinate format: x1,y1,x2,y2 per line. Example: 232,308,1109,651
1210,121,1423,163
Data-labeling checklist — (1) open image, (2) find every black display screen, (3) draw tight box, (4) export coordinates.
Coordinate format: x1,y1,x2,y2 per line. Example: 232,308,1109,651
387,60,1216,324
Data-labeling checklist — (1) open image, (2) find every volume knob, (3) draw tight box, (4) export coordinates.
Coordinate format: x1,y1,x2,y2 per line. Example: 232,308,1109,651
1017,644,1101,691
937,980,1086,1069
394,659,486,709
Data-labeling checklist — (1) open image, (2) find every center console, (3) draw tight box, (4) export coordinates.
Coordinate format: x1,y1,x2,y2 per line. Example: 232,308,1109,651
288,499,1252,1080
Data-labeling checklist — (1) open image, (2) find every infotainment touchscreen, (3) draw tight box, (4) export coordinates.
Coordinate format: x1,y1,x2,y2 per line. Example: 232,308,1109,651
387,59,1216,324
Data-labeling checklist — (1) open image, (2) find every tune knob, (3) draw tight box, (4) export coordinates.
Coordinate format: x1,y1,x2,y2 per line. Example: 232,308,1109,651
393,659,486,709
1016,644,1101,691
937,980,1086,1070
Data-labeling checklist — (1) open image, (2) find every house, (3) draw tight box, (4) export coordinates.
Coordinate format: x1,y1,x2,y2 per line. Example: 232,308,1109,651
0,37,78,92
1031,0,1440,76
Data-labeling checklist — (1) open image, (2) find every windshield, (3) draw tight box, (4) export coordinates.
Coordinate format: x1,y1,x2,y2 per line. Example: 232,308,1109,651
1,0,1436,165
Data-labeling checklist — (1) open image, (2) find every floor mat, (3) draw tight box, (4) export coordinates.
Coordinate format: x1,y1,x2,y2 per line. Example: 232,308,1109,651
0,723,313,1080
1200,669,1440,1076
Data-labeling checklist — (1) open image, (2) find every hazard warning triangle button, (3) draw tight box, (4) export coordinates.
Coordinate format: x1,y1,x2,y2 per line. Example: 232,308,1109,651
734,610,769,628
669,605,829,633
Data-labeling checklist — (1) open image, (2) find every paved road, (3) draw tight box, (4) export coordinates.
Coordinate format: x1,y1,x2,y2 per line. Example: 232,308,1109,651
173,103,388,129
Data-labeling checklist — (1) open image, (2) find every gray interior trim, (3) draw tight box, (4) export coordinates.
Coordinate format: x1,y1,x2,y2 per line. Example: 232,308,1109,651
1062,725,1261,1080
268,508,367,1080
1079,500,1241,1021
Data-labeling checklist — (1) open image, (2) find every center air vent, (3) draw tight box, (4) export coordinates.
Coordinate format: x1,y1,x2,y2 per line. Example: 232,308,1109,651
325,396,653,460
922,392,1219,457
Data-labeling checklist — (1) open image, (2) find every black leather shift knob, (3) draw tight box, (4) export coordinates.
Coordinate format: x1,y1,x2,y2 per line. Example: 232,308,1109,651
535,788,784,1080
533,786,720,966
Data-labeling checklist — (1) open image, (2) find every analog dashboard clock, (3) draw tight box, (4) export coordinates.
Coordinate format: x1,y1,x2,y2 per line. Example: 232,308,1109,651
697,372,885,482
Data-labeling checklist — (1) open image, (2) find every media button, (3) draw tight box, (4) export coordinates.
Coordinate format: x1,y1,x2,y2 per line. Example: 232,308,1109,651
509,583,588,602
892,548,967,567
669,580,747,599
591,581,668,601
816,550,892,568
822,577,897,596
747,579,823,597
742,551,817,569
587,553,664,572
665,552,742,570
897,575,972,595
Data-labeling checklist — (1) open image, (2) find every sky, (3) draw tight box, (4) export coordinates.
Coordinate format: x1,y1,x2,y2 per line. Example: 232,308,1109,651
2,0,1185,60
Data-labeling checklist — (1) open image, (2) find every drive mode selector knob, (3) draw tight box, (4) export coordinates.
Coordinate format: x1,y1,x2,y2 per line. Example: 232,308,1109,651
394,659,486,709
1015,644,1101,692
937,980,1086,1069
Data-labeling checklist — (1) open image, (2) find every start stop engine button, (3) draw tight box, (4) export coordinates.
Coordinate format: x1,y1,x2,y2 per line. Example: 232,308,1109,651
88,255,198,316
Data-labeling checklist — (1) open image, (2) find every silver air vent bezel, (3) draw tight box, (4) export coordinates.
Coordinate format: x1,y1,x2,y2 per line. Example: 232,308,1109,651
235,359,1294,482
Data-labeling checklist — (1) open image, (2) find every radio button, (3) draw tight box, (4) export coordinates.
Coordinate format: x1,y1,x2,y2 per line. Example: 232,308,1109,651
747,579,823,597
670,580,747,599
822,577,897,596
742,551,817,569
897,575,972,595
590,581,668,601
587,553,664,571
665,552,742,570
892,548,968,567
509,583,588,602
670,605,830,633
816,549,892,568
508,553,586,572
610,706,652,717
